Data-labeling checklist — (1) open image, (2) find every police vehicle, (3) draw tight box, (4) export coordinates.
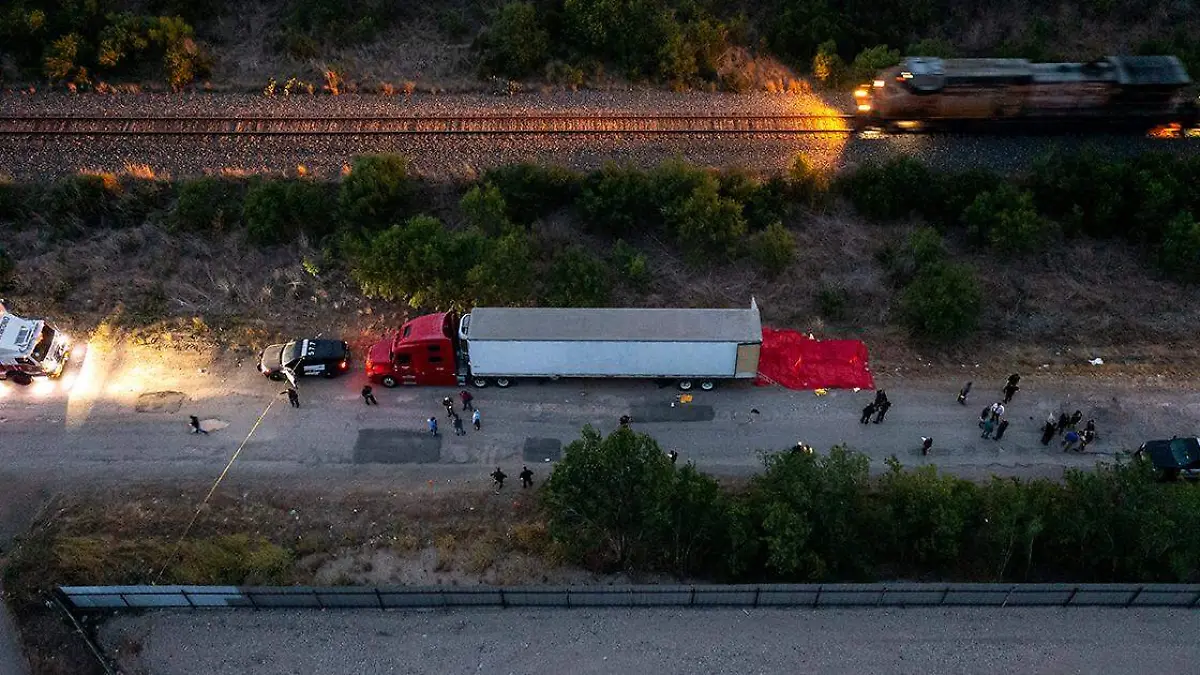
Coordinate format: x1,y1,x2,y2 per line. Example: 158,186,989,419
258,339,351,380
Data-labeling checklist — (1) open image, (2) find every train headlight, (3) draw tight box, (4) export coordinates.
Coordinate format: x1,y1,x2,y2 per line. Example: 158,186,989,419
857,103,872,112
873,79,885,88
854,88,868,98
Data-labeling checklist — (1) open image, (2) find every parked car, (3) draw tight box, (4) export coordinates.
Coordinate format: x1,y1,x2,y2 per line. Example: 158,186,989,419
258,339,350,380
1136,437,1200,481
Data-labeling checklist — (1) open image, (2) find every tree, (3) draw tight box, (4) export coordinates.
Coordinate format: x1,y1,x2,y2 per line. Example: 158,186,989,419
663,464,729,576
898,261,982,342
467,230,534,305
812,39,845,86
848,44,900,84
171,177,243,232
479,2,550,78
349,215,481,308
483,163,581,224
541,426,676,570
963,185,1050,254
578,163,654,236
876,458,979,571
750,221,795,277
543,247,611,307
338,155,414,231
460,182,511,235
664,179,748,262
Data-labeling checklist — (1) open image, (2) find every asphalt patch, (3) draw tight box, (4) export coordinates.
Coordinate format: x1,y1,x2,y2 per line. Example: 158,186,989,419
523,438,562,462
353,429,441,464
135,391,185,413
630,404,715,423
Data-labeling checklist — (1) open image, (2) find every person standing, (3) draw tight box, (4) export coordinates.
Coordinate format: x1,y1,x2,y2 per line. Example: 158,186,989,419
283,388,300,408
460,390,475,412
189,415,209,435
428,416,439,436
519,466,533,488
491,467,507,491
957,381,972,406
1056,412,1070,435
860,402,876,424
1040,417,1057,445
994,419,1010,441
472,409,481,431
619,415,632,428
989,402,1005,423
921,437,933,456
874,390,888,406
668,450,679,464
442,396,455,418
979,406,991,429
981,417,995,439
1002,381,1020,404
1069,410,1083,430
452,413,465,436
361,385,377,405
873,399,892,424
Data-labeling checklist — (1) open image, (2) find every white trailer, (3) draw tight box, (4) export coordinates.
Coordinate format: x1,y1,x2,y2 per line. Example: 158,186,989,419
457,300,762,390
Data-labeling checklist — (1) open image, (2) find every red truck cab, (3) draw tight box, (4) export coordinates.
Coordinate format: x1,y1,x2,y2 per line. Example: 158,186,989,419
365,312,460,387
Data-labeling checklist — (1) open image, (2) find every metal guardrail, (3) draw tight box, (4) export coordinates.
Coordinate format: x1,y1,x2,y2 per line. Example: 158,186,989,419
58,583,1200,611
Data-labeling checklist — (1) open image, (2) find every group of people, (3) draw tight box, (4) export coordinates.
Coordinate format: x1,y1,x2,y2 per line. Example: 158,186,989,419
859,390,893,425
427,390,482,436
490,465,534,492
972,374,1021,442
1040,410,1096,451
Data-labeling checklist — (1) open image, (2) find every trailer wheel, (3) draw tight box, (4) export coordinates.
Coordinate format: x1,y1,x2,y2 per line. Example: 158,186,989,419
471,377,488,388
6,371,32,386
677,380,693,391
700,380,716,391
495,377,512,388
381,375,398,388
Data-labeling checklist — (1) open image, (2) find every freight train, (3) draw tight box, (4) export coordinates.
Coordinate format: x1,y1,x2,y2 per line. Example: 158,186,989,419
854,55,1199,132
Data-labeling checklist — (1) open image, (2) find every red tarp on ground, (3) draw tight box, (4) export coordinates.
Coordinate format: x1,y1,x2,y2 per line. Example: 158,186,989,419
755,328,875,391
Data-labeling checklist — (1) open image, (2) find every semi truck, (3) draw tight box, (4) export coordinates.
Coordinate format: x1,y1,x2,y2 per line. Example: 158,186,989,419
0,301,72,385
365,301,763,390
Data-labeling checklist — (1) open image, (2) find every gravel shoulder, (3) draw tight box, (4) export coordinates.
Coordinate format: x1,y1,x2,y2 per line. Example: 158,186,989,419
100,606,1200,675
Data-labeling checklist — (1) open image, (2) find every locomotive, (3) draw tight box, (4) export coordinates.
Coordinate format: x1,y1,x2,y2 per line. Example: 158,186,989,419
854,55,1198,132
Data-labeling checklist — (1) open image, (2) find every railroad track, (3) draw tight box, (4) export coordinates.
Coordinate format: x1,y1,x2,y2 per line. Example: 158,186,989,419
0,114,856,135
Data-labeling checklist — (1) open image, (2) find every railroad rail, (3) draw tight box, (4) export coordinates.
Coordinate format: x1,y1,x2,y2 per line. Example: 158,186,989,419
0,114,856,135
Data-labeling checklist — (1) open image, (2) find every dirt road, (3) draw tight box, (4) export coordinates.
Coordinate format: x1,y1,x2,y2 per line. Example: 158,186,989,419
100,606,1200,674
0,343,1192,497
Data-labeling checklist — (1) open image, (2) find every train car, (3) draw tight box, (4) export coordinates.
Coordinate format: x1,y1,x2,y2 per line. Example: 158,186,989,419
854,55,1197,131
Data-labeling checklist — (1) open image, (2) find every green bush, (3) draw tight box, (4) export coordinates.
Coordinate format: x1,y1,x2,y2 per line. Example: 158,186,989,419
839,157,932,221
578,163,655,236
898,261,981,342
906,225,946,268
285,0,400,46
905,37,957,58
610,239,651,289
784,155,829,208
848,44,900,84
41,174,123,236
484,163,581,224
963,185,1051,254
467,230,535,305
338,155,414,231
1157,211,1200,283
543,247,611,307
816,284,848,320
479,1,551,78
349,214,482,309
925,168,1000,229
244,179,336,245
750,221,795,277
460,182,511,235
172,176,244,232
665,179,748,262
811,39,845,86
876,458,978,571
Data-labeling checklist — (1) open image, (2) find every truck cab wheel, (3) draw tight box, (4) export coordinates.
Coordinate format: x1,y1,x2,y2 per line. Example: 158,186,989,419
495,377,512,388
267,371,285,382
6,371,33,386
380,375,398,388
677,380,693,391
471,377,489,388
700,380,716,391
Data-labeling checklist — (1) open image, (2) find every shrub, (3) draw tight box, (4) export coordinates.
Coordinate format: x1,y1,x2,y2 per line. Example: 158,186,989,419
1157,211,1200,283
484,163,581,223
905,37,957,58
784,154,828,208
540,426,676,570
750,221,795,277
338,155,414,231
467,230,535,305
963,185,1050,254
811,39,845,86
244,179,337,245
543,247,611,307
41,174,123,236
816,284,848,320
839,157,931,221
876,458,979,571
578,164,655,236
460,182,511,235
172,176,243,232
898,261,982,342
665,179,748,262
848,44,900,84
479,1,550,78
349,214,482,309
610,239,650,289
925,168,1000,229
43,32,86,83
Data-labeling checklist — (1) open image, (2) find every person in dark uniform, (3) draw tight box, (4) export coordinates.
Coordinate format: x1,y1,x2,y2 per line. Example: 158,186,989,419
283,388,299,408
1040,416,1057,445
921,437,933,456
491,467,507,490
873,399,892,424
668,450,679,464
994,419,1010,441
361,385,377,405
443,396,455,418
619,415,632,428
957,381,972,405
189,415,208,434
860,402,876,424
519,466,533,488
